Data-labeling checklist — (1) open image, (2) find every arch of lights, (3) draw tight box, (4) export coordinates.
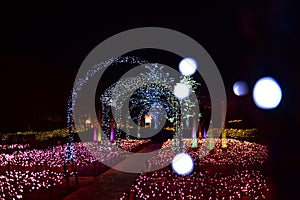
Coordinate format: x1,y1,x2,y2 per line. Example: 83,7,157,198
100,63,200,150
64,28,227,173
66,57,201,161
66,56,147,161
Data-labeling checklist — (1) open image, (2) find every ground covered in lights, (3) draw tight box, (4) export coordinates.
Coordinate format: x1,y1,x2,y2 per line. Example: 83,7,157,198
0,140,150,199
0,138,273,200
121,138,272,200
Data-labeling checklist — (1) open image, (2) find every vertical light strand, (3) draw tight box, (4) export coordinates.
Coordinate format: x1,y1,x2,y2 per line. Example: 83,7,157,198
221,100,227,148
198,121,202,139
192,117,197,148
208,120,214,150
93,126,97,142
97,126,102,142
110,123,115,141
65,95,75,161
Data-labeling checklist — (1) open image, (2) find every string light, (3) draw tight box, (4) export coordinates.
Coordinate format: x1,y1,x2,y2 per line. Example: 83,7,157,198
121,138,271,200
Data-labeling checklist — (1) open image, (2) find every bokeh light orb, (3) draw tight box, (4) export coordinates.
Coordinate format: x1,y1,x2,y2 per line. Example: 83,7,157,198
179,57,197,76
233,81,249,96
253,77,282,109
174,83,190,99
172,152,194,176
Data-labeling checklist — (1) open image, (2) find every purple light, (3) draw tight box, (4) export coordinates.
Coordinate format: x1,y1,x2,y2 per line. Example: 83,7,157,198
203,129,207,138
110,126,115,141
93,127,97,142
192,127,196,138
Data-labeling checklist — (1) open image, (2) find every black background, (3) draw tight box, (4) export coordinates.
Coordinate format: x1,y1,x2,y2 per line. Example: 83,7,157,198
0,1,299,199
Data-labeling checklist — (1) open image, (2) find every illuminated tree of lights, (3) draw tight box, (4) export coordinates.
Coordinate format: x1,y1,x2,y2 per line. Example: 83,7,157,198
100,64,183,149
100,64,200,151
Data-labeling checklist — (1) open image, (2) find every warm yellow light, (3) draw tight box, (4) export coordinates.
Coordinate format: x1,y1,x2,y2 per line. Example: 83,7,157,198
145,114,152,124
165,127,174,131
85,118,91,125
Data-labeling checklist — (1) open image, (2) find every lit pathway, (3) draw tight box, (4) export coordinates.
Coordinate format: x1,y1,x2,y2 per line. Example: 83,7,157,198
63,143,162,200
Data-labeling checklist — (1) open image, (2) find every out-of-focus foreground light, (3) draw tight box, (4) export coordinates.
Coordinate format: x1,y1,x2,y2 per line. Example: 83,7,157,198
174,83,190,99
233,81,249,96
172,152,194,176
179,58,197,76
253,77,282,109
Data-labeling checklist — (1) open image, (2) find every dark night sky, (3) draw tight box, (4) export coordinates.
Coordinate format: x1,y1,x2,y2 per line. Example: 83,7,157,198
0,0,298,138
0,1,297,129
0,1,299,198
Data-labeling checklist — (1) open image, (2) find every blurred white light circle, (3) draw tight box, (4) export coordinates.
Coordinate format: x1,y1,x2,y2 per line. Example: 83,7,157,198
179,58,197,76
174,83,190,99
253,77,282,109
233,81,249,96
172,152,194,176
